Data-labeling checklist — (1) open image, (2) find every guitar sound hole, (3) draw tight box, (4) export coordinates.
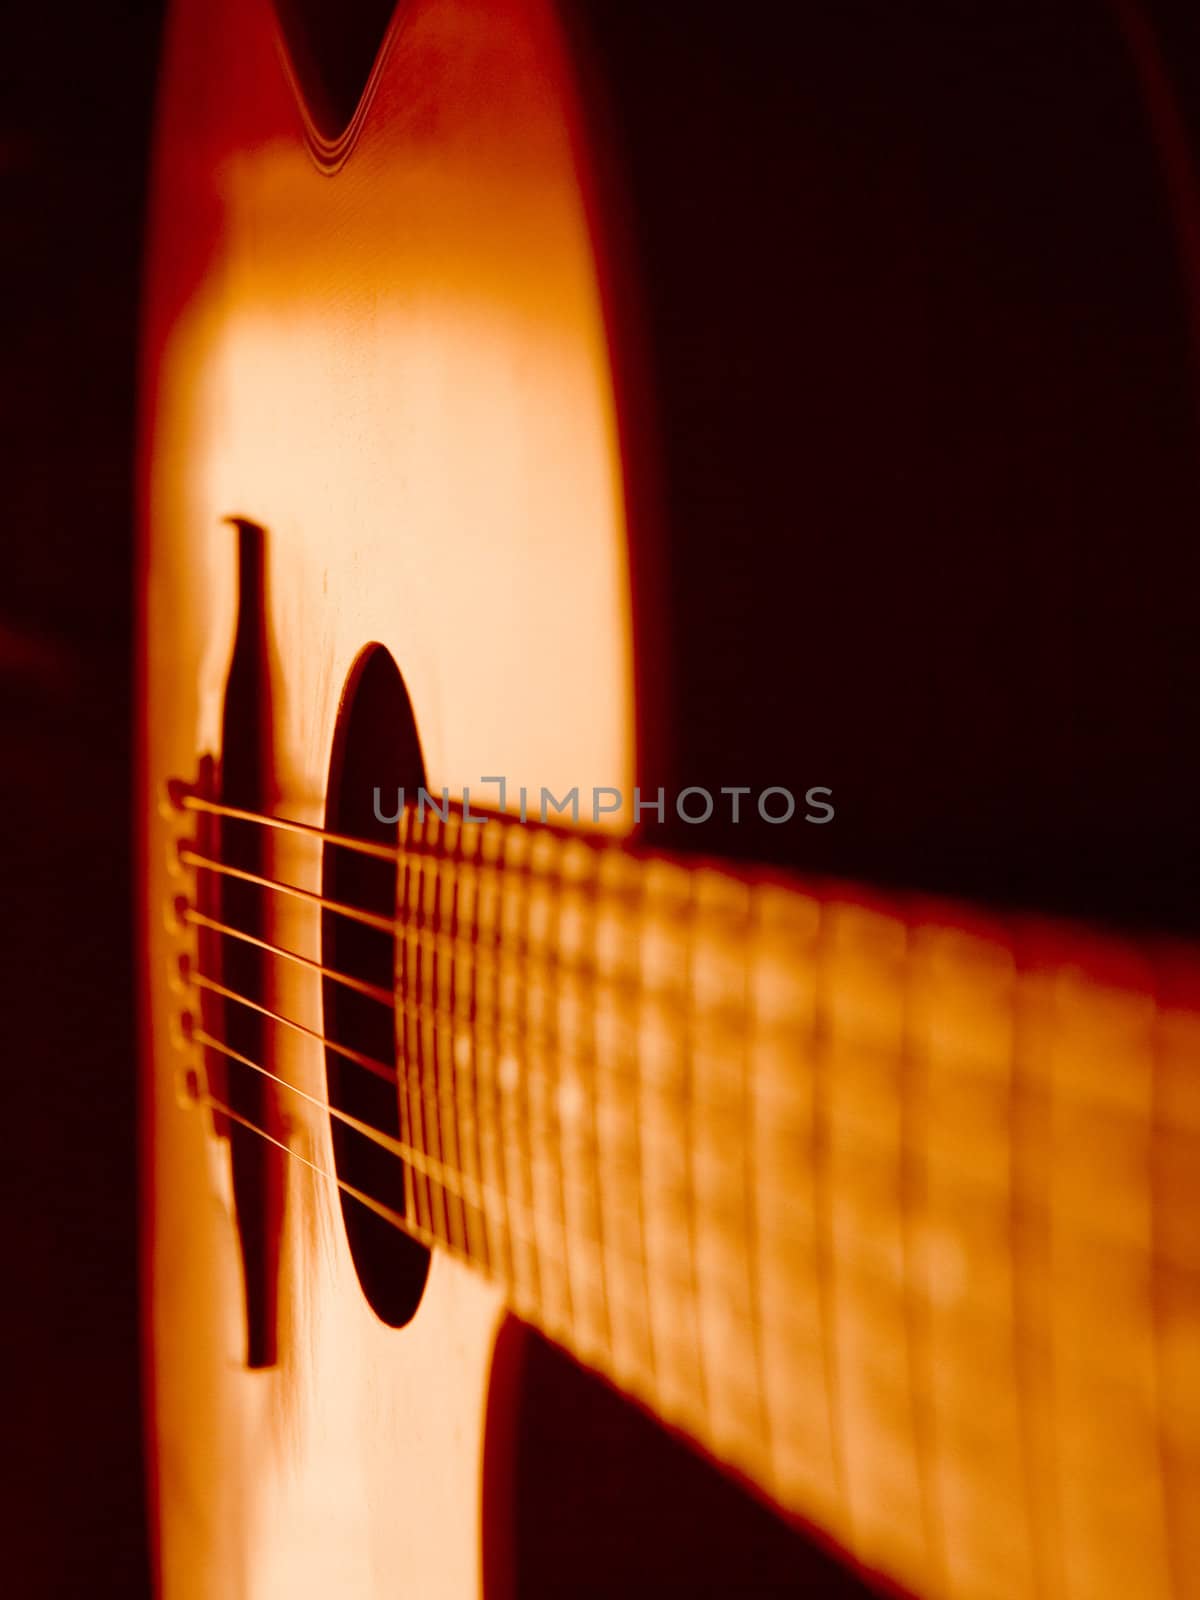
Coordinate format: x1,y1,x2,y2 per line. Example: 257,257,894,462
322,644,430,1326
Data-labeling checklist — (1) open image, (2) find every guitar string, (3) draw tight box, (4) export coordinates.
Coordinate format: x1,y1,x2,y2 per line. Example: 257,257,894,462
184,958,789,1221
185,896,699,1032
191,1023,495,1213
193,997,718,1317
176,819,724,1032
176,823,761,1104
178,807,709,1270
169,791,778,1267
191,1083,435,1248
183,908,395,1005
182,971,1172,1391
176,826,809,1283
186,1025,773,1328
183,893,813,1275
187,1077,715,1337
183,911,791,1121
180,847,397,934
173,788,608,871
168,797,1184,1266
179,840,653,936
190,1039,1150,1600
170,891,1183,1443
166,790,1184,1582
174,857,1175,1153
184,941,1166,1282
188,968,396,1084
177,910,1181,1596
173,787,402,862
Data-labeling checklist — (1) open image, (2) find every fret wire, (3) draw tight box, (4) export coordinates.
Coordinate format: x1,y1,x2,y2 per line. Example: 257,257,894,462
898,915,944,1580
441,827,472,1260
748,889,831,1516
464,842,498,1290
406,818,431,1233
811,904,851,1551
681,876,710,1427
396,972,1177,1260
419,923,1180,1129
921,926,1033,1595
1150,1005,1172,1599
560,840,612,1365
498,828,550,1329
595,848,656,1398
737,886,771,1468
419,825,457,1248
1053,955,1166,1598
424,817,465,1254
391,809,415,1228
1012,958,1062,1600
521,836,559,1326
584,844,616,1361
1152,995,1197,1600
445,817,489,1270
827,908,918,1571
689,875,768,1471
408,978,1195,1267
528,829,575,1343
480,827,526,1308
461,838,512,1289
407,818,438,1237
637,861,705,1430
383,1023,1190,1290
876,915,940,1574
678,871,709,1432
493,842,527,1300
398,809,432,1235
389,905,1182,1135
417,813,452,1244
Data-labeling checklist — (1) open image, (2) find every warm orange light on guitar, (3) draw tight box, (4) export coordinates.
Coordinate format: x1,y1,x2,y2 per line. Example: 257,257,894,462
137,2,1200,1598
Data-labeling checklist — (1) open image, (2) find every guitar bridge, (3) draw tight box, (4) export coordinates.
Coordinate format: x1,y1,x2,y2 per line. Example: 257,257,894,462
161,758,229,1135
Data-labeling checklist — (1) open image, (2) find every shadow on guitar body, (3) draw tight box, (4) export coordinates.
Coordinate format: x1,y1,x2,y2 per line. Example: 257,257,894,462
482,1318,889,1600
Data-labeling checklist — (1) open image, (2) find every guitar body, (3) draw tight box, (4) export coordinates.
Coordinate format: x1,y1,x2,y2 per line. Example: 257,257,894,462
140,2,629,1595
140,3,865,1596
140,4,1200,1598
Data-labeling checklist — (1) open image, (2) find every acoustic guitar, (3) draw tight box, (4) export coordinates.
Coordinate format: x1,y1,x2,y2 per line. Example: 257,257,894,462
139,1,1199,1596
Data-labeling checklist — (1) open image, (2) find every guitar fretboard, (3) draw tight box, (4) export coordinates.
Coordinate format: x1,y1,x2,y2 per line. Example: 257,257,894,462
390,803,1199,1600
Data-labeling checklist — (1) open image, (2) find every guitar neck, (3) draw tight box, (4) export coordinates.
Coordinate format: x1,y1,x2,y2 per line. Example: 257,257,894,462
392,803,1199,1600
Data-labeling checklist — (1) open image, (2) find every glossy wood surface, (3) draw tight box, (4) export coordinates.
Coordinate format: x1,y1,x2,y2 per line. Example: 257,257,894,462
140,3,631,1594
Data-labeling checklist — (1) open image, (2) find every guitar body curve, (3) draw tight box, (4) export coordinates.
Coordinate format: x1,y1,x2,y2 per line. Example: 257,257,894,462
139,1,631,1595
140,5,1200,1598
140,2,870,1596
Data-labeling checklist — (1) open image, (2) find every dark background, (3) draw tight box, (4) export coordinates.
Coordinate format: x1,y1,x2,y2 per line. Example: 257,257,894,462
583,0,1200,924
1,3,163,1594
3,2,1200,1597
